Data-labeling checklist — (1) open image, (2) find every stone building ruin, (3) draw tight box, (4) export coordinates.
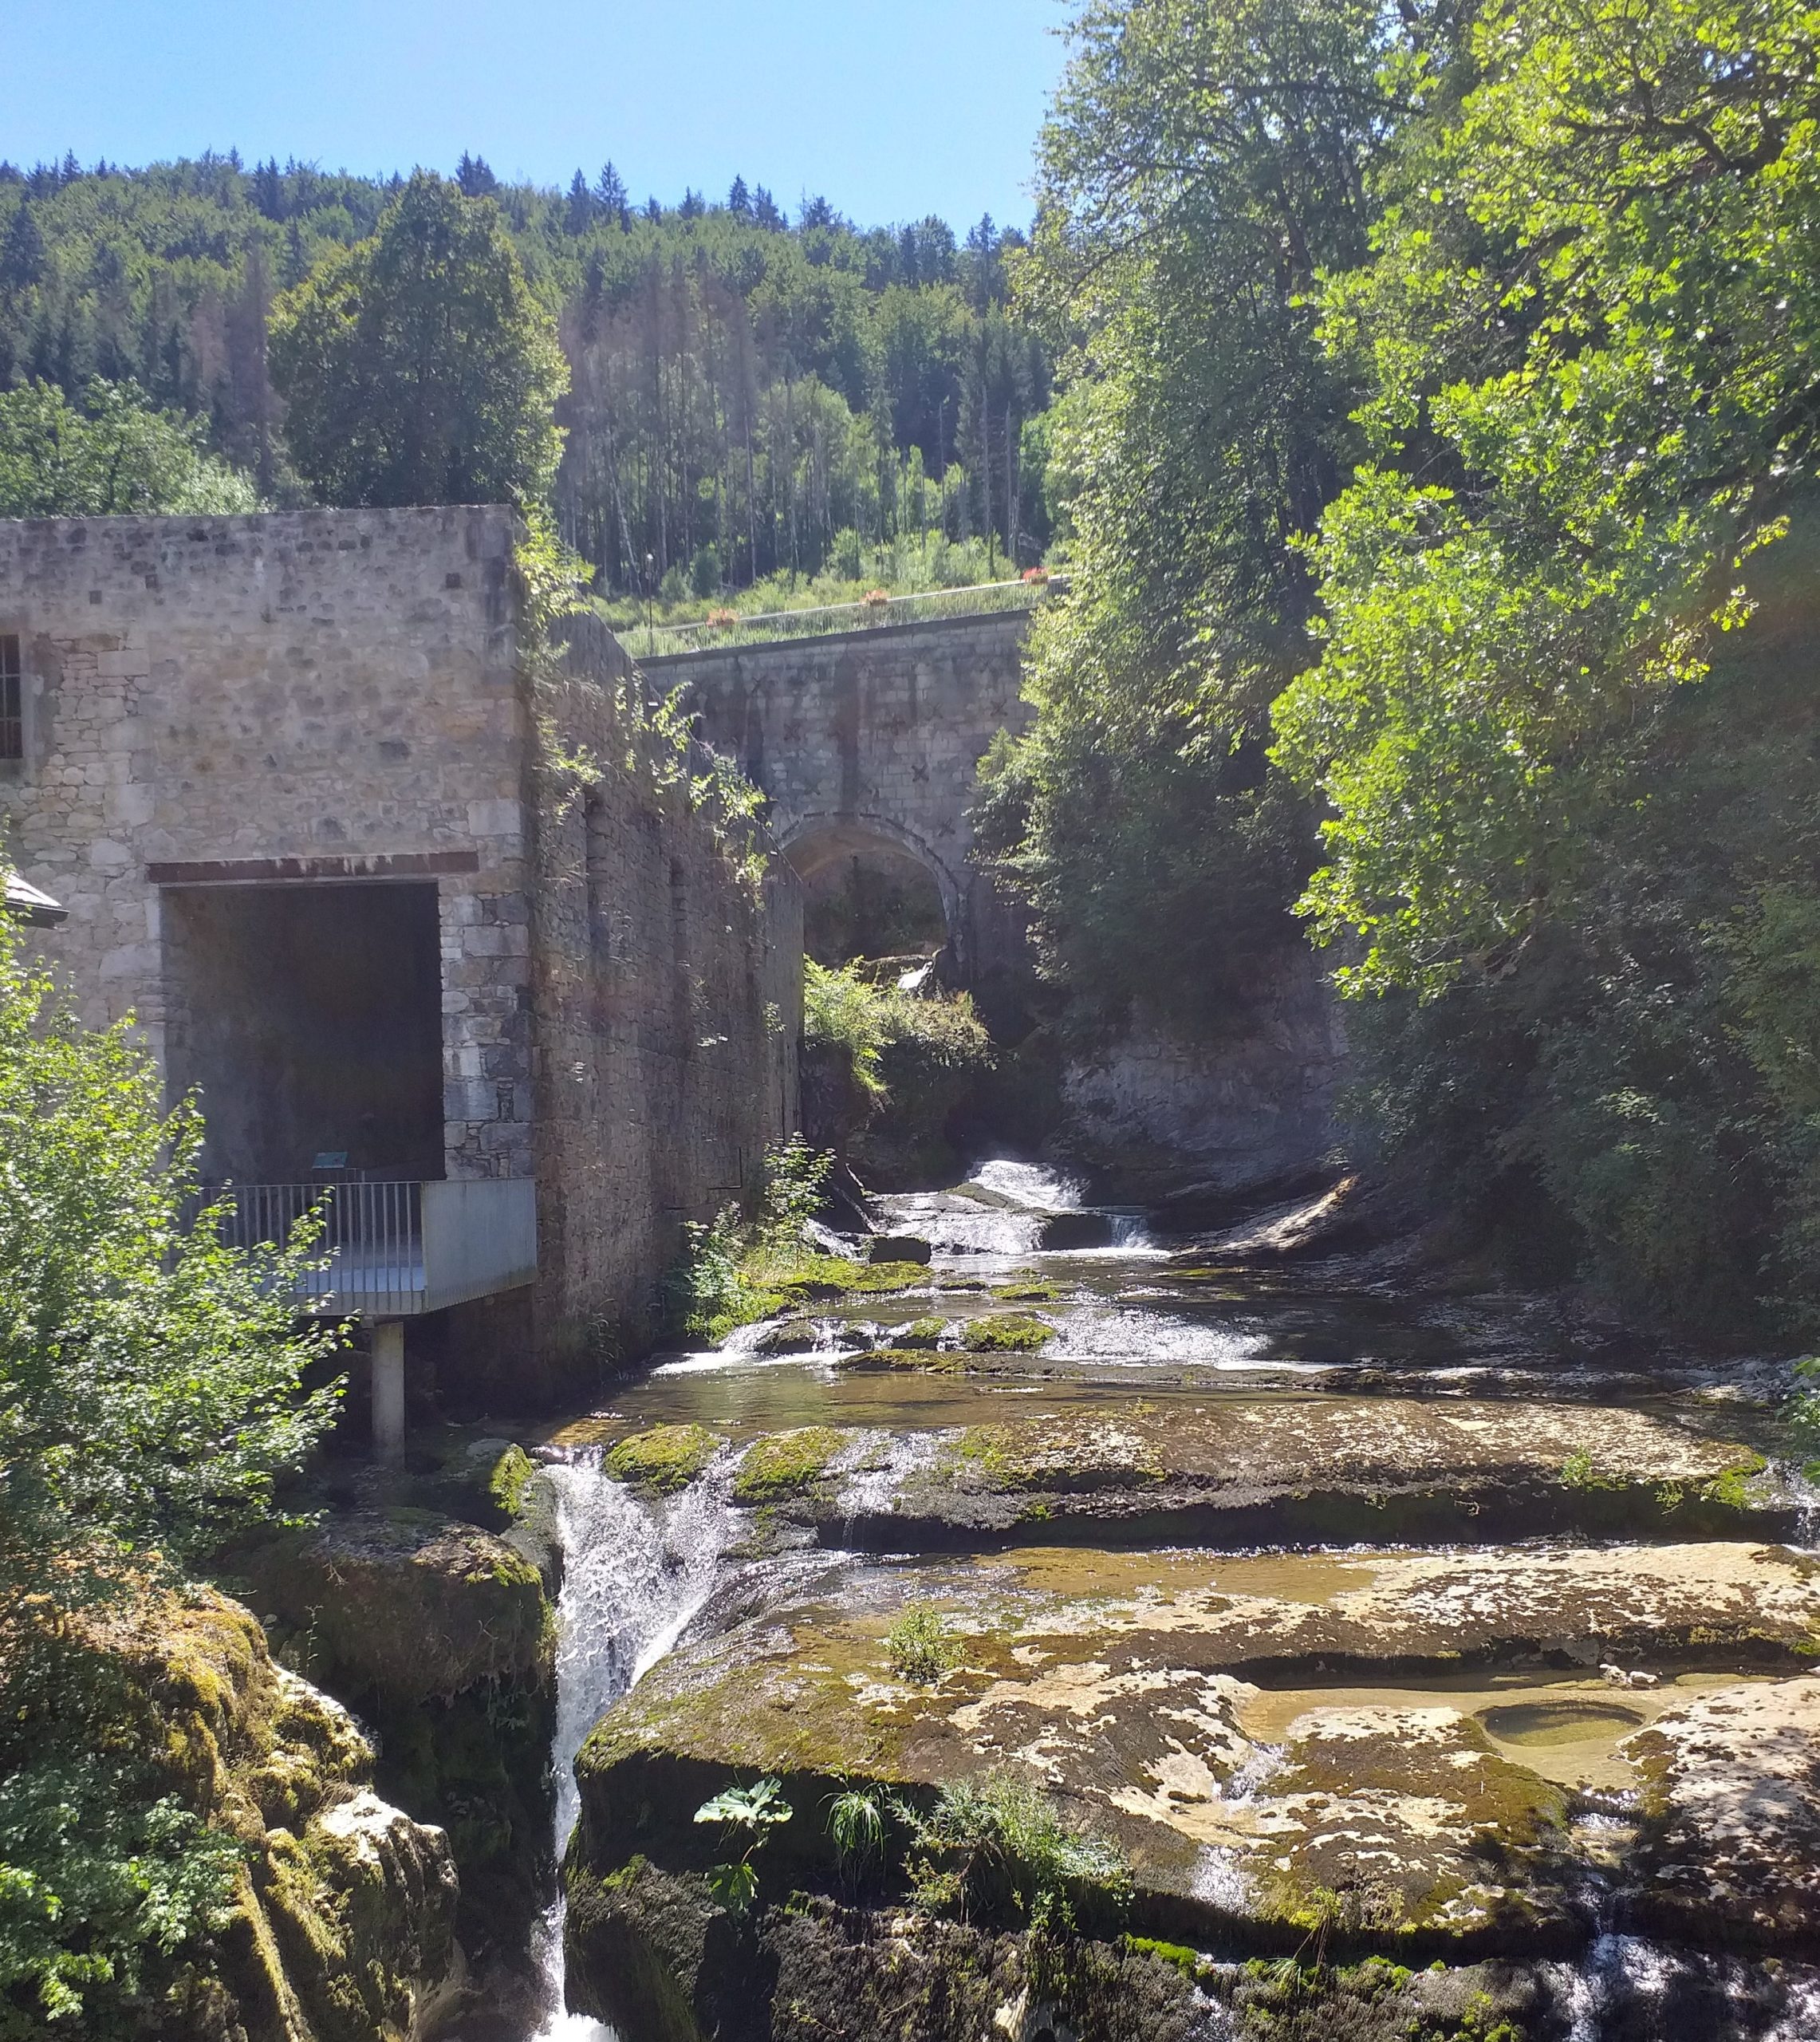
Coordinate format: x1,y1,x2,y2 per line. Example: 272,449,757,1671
0,505,802,1429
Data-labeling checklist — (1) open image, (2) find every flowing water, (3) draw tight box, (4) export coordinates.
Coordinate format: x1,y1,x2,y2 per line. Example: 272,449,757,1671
517,1161,1818,2041
524,1453,743,2041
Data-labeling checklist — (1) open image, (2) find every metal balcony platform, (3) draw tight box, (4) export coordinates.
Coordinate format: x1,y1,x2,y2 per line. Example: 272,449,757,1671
206,1177,537,1316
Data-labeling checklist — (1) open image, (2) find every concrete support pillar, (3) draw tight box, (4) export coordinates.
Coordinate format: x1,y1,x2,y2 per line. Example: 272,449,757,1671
372,1319,406,1460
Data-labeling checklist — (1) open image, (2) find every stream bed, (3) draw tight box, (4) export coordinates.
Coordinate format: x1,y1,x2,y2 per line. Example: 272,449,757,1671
514,1164,1820,2042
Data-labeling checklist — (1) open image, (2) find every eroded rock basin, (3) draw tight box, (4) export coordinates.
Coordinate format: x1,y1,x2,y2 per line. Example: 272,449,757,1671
532,1177,1820,2041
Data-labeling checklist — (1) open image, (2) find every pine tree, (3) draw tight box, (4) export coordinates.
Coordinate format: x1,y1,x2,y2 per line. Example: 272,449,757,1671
752,185,784,230
455,152,498,198
566,169,594,234
252,157,284,221
0,203,45,292
596,160,629,227
728,175,750,215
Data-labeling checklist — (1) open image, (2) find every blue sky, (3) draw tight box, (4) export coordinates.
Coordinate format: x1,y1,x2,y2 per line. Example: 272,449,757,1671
5,0,1072,231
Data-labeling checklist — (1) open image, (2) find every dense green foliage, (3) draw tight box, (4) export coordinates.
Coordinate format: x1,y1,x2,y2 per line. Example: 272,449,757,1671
802,960,994,1104
0,152,1051,587
991,0,1820,1327
0,911,341,2028
1270,0,1820,1324
976,0,1410,1028
0,377,262,515
270,171,567,507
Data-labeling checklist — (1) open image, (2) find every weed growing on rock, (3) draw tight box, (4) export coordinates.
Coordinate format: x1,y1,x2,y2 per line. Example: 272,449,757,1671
1787,1359,1820,1476
825,1784,888,1889
1558,1449,1621,1490
1699,1454,1767,1509
899,1772,1132,1931
885,1604,960,1684
898,1772,1136,1927
694,1778,792,1918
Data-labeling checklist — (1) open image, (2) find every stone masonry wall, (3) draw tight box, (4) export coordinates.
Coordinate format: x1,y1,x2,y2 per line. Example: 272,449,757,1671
0,508,801,1408
649,607,1034,979
0,504,531,1174
494,634,802,1406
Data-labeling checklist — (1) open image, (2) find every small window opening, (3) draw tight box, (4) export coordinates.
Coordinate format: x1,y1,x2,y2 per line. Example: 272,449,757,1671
0,637,21,760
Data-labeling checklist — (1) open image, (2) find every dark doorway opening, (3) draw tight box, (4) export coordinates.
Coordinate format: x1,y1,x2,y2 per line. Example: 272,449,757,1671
162,880,445,1184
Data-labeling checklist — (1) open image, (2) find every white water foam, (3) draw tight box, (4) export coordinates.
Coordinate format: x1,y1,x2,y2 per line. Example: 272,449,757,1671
1542,1934,1820,2040
1042,1303,1291,1374
526,1452,741,2041
962,1159,1085,1212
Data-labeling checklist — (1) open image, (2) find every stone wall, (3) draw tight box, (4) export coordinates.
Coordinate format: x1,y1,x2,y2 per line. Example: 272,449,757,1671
650,607,1034,980
0,507,800,1407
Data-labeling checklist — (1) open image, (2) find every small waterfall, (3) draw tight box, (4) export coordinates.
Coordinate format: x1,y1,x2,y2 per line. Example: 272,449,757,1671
526,1451,739,2041
1542,1934,1820,2040
962,1159,1085,1211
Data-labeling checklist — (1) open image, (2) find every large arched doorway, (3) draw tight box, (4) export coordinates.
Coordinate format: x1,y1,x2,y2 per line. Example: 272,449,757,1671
783,819,953,968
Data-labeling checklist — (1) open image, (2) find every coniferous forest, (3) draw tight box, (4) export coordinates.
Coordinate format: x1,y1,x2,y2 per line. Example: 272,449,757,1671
0,152,1052,599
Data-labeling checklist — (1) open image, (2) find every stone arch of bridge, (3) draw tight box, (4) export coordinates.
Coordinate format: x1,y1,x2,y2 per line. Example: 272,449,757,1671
778,813,965,968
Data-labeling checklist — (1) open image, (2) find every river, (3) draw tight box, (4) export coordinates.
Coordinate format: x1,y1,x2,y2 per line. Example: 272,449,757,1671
515,1162,1820,2042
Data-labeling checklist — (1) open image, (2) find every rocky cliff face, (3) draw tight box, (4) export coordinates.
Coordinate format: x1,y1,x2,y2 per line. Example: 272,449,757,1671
1059,948,1348,1204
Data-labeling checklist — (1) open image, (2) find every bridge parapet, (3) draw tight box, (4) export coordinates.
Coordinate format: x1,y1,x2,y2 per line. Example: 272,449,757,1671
648,605,1035,980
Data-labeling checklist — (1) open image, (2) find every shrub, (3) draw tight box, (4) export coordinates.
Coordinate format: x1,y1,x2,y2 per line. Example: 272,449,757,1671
885,1603,960,1685
900,1772,1132,1929
660,1138,835,1340
0,910,341,2032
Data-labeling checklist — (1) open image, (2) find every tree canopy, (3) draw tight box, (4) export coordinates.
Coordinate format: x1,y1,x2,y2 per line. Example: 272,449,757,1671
985,0,1820,1329
0,378,262,516
0,152,1053,589
977,0,1417,1027
269,171,568,507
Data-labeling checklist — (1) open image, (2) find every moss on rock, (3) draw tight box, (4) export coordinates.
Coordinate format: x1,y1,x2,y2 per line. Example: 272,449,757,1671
607,1423,720,1493
963,1313,1057,1353
8,1587,459,2042
236,1502,556,1961
837,1346,965,1375
734,1427,847,1504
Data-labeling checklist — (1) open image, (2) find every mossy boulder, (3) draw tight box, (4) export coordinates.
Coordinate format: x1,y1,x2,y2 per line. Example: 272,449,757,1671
961,1313,1056,1354
240,1508,550,1705
802,1397,1801,1550
236,1505,556,1960
835,1346,964,1375
607,1423,720,1493
567,1539,1820,1972
7,1587,459,2042
733,1427,846,1504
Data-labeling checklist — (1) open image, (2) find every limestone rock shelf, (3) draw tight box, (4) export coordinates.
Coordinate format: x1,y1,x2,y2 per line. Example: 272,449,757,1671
718,1396,1794,1549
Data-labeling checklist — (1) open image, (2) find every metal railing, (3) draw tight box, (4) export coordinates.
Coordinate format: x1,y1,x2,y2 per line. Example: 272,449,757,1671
632,576,1052,658
199,1177,536,1317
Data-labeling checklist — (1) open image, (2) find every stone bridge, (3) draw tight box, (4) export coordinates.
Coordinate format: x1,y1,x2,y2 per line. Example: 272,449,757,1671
647,606,1034,979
